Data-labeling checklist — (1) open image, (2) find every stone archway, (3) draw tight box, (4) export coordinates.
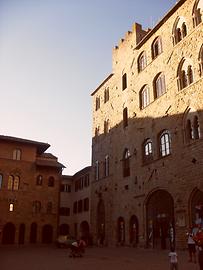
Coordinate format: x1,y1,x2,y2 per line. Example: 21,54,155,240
117,217,125,245
146,189,174,249
97,200,105,245
2,222,15,244
19,223,25,244
129,215,139,246
80,221,90,244
30,222,37,243
190,188,203,226
42,224,53,244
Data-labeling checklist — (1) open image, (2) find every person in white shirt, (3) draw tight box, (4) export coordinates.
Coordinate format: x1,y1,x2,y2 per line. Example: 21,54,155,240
168,247,178,270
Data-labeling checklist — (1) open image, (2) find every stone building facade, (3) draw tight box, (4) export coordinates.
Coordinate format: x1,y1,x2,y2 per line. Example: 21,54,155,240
91,0,203,249
59,166,91,243
0,135,64,245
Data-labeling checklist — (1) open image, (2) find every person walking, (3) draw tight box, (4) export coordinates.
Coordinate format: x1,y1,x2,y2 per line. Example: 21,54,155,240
187,227,197,263
168,246,178,270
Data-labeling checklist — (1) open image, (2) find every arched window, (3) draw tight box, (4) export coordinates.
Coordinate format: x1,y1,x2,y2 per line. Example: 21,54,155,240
193,116,200,139
198,45,203,76
182,22,187,38
48,176,55,187
192,0,203,27
13,176,20,190
104,88,109,103
137,51,147,72
151,36,162,59
143,139,153,163
159,130,171,157
123,149,130,177
7,175,20,190
33,201,41,214
13,149,21,160
140,85,150,109
172,17,188,45
153,73,166,99
8,175,14,190
177,59,194,90
184,109,201,143
36,175,43,186
104,155,109,177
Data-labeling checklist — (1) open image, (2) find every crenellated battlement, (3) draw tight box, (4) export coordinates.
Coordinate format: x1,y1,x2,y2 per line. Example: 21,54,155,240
112,22,149,72
113,22,148,52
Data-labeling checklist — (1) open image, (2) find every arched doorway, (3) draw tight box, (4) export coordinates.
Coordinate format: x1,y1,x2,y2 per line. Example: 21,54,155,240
19,223,25,244
97,200,105,246
129,215,139,246
190,188,203,226
59,224,69,235
42,224,53,244
117,217,125,245
80,221,90,244
146,189,174,249
2,223,15,244
30,223,37,243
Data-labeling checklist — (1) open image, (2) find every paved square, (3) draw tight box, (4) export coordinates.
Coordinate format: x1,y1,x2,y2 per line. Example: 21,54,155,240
0,245,199,270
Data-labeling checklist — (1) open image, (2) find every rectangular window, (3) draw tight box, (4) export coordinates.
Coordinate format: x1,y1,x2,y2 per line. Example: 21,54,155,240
123,107,128,128
84,198,89,211
78,200,83,213
95,161,99,180
59,207,70,216
104,88,109,103
0,174,3,189
96,97,100,111
122,73,127,90
61,184,71,192
73,202,77,214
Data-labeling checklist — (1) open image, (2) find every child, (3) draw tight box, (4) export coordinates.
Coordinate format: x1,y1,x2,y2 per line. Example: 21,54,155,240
168,247,178,270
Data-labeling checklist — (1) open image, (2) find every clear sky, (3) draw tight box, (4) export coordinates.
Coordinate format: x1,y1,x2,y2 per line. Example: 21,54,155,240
0,0,176,175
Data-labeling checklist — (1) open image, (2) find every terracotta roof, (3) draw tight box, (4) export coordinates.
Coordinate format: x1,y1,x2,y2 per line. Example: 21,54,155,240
0,135,50,154
36,159,65,168
73,166,91,177
40,153,57,159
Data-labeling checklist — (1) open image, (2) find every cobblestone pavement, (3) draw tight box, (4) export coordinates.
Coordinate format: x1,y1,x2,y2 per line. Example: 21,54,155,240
0,245,200,270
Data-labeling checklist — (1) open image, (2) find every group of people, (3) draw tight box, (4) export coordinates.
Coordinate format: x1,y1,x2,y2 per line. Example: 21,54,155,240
168,225,203,270
186,225,203,268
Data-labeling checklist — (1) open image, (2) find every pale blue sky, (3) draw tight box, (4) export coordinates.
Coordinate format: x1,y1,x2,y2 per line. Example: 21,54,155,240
0,0,176,175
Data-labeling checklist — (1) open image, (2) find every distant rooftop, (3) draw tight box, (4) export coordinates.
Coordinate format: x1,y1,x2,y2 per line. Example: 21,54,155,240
0,134,50,154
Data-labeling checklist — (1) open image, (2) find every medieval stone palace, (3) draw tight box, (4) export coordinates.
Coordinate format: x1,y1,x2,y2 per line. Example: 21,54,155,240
90,0,203,249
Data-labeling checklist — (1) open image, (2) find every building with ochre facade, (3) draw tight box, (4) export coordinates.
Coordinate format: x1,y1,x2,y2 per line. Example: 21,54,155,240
91,0,203,249
59,166,91,243
0,135,64,245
